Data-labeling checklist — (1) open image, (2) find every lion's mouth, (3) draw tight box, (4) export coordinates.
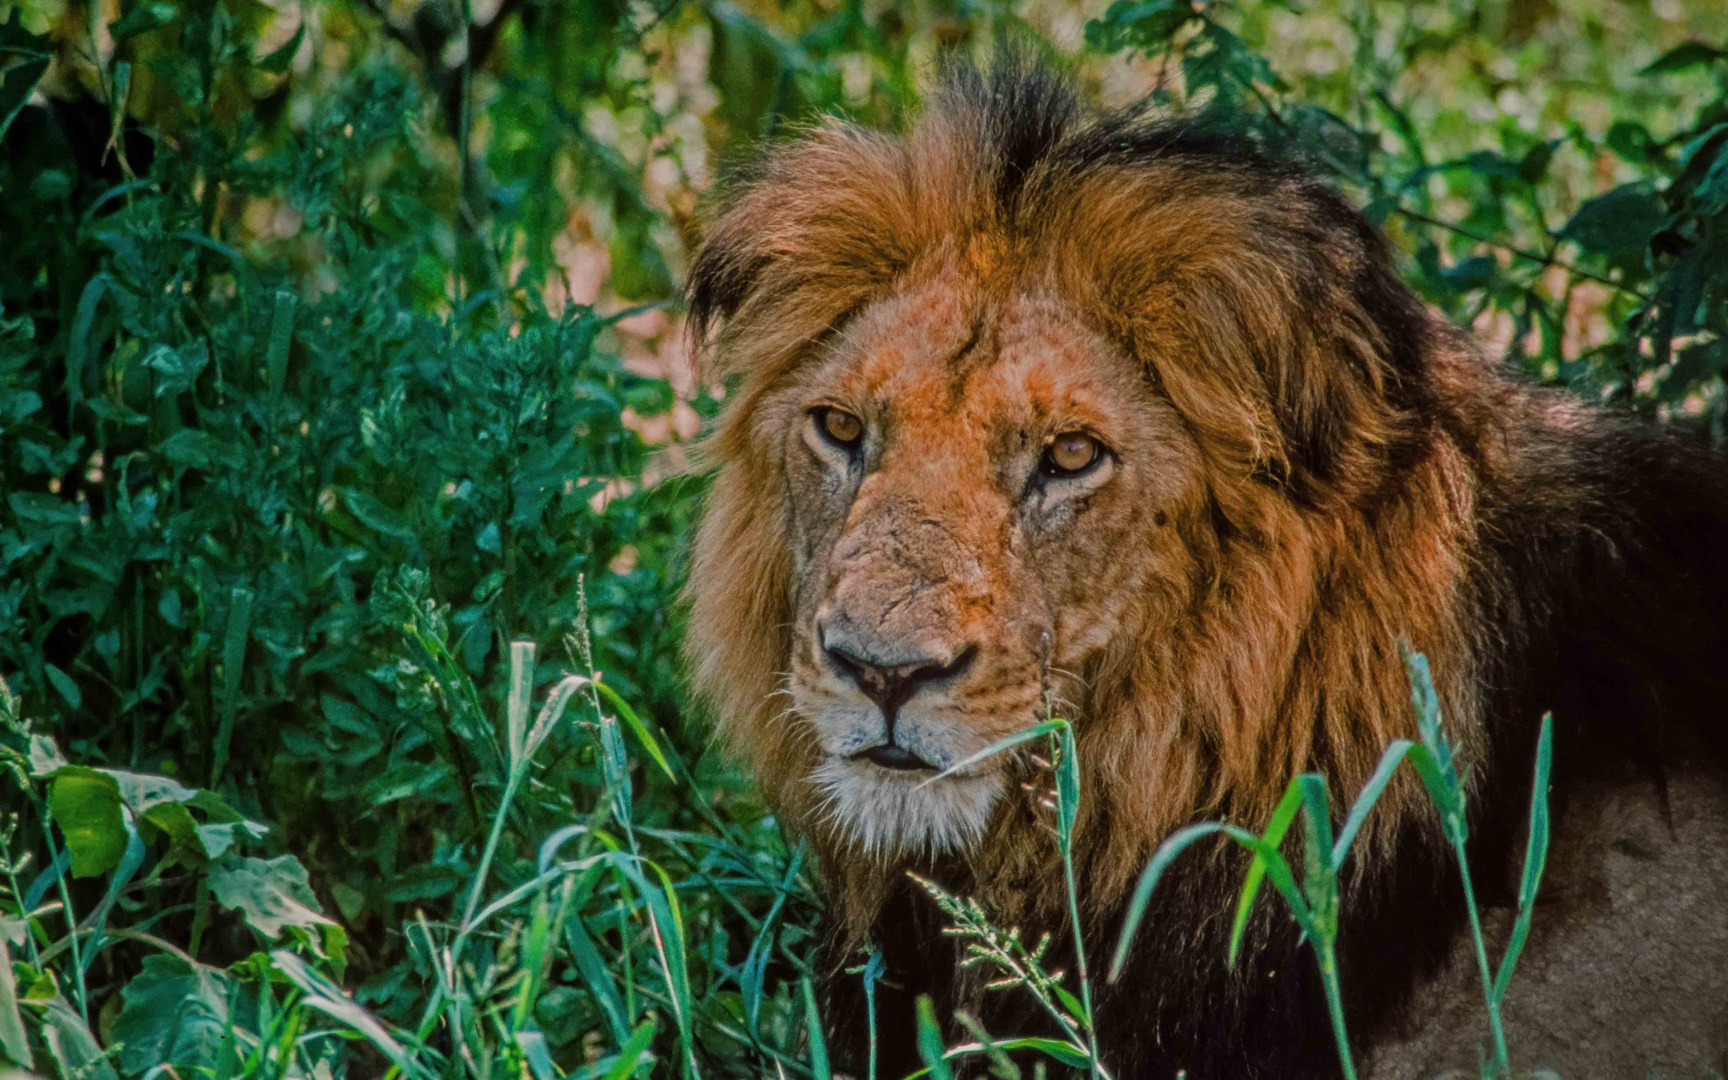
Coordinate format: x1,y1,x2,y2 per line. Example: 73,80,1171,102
849,743,937,771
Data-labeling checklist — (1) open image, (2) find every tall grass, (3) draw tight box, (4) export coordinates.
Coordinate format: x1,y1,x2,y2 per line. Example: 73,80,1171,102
2,594,827,1078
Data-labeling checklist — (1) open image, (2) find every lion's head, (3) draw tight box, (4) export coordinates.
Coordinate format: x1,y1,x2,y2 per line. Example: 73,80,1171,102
684,59,1482,917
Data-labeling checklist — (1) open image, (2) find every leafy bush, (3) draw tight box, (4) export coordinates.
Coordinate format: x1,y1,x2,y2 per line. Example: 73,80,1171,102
2,0,1727,1076
1087,0,1728,421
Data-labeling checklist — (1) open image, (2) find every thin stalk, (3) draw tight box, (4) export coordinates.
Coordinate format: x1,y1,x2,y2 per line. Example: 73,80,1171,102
40,818,89,1022
1452,845,1510,1076
1316,947,1358,1080
460,767,523,929
2,840,42,970
1393,207,1647,300
1052,719,1104,1079
1059,836,1101,1079
864,957,878,1080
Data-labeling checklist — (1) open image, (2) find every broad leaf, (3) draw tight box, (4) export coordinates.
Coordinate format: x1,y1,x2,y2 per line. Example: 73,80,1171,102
112,954,230,1078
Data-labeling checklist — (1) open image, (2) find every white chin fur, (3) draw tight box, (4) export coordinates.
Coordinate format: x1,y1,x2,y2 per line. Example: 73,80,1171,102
812,757,1004,857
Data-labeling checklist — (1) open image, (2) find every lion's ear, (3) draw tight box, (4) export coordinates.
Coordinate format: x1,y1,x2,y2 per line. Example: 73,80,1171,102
684,124,937,382
685,197,770,343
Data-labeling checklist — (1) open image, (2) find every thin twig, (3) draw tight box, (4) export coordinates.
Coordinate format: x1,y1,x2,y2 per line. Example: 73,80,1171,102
1393,207,1650,301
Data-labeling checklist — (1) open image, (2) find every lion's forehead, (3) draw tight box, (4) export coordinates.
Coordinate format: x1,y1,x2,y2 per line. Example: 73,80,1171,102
832,279,1129,442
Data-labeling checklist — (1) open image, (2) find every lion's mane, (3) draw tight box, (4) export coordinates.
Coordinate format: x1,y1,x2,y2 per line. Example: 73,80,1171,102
682,57,1728,1078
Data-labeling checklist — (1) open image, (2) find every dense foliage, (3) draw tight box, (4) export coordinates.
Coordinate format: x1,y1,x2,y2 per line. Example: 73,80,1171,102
0,0,1725,1076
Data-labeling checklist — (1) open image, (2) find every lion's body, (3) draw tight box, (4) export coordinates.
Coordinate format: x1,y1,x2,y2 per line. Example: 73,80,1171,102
683,58,1728,1078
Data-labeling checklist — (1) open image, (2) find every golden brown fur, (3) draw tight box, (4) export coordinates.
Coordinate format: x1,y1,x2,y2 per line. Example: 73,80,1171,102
684,58,1728,1078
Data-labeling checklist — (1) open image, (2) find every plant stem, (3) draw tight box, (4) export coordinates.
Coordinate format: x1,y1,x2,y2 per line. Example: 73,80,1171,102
1452,841,1510,1077
460,768,522,929
1393,207,1647,300
1054,725,1103,1079
1061,839,1101,1078
1317,946,1358,1080
39,819,90,1022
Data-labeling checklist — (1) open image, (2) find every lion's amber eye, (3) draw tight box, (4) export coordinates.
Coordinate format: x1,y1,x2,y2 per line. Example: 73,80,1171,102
819,408,864,447
1043,432,1101,476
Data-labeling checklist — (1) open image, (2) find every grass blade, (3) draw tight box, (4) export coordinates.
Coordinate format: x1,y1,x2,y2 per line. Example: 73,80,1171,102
1054,721,1081,849
507,641,536,767
1491,712,1553,1006
916,718,1065,789
565,917,631,1046
914,995,954,1080
210,585,252,787
588,678,677,782
1228,780,1305,965
802,978,831,1080
1331,739,1416,870
1109,821,1229,980
601,1020,657,1080
1295,773,1335,869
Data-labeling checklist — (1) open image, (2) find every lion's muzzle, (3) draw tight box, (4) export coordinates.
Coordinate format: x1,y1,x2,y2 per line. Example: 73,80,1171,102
819,624,979,770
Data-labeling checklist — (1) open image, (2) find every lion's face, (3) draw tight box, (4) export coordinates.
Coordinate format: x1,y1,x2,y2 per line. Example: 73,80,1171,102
767,272,1204,855
686,66,1451,883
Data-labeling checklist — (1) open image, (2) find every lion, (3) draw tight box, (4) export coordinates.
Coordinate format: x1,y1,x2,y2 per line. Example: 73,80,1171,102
681,57,1728,1079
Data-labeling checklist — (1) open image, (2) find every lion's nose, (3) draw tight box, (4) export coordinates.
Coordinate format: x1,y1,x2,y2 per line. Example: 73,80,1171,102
821,636,977,722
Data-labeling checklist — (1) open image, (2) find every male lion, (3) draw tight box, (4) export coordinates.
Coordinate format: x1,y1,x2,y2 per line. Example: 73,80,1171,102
682,57,1728,1079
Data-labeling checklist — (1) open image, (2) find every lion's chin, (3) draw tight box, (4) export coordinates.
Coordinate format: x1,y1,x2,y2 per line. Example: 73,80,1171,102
811,756,1004,858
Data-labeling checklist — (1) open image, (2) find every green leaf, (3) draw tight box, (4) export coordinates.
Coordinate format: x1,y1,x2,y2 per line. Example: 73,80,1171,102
1054,720,1081,853
1111,821,1230,980
49,767,126,877
269,951,427,1078
1330,740,1417,870
1293,773,1335,913
601,1020,657,1080
1492,713,1554,1007
1229,781,1305,965
1639,41,1727,76
108,1,177,39
112,954,230,1077
0,54,48,145
914,995,954,1080
587,677,677,782
1462,150,1524,180
1441,254,1498,293
1605,121,1654,164
265,288,295,396
42,663,81,710
1519,140,1559,184
802,978,831,1080
1083,0,1195,54
384,863,465,902
1559,184,1667,262
564,917,631,1045
982,1037,1092,1068
338,488,416,541
0,929,29,1068
211,584,253,785
64,274,108,408
361,760,455,806
255,22,304,72
35,997,118,1080
208,854,344,965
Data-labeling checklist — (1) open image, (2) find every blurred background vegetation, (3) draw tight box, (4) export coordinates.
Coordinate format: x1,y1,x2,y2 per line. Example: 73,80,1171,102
1,0,1726,1075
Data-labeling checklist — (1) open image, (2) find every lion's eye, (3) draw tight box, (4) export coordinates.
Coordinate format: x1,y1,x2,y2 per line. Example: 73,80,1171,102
1042,432,1102,477
817,408,864,448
